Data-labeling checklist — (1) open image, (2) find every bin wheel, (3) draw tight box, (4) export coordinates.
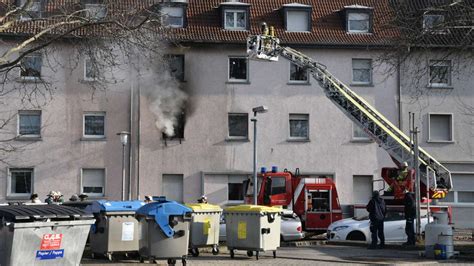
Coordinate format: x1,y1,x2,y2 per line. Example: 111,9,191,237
190,248,199,257
230,249,235,259
107,253,113,261
139,257,144,263
182,258,187,265
256,251,259,260
212,246,219,255
273,250,276,258
167,258,176,265
247,250,253,257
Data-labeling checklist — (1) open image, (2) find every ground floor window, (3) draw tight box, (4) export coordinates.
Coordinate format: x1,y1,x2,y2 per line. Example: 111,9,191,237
8,168,33,197
228,175,247,203
82,168,105,197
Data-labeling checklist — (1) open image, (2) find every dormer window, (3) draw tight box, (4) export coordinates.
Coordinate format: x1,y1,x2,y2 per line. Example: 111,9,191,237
161,6,185,28
219,1,250,31
282,3,312,32
344,5,373,34
423,14,446,33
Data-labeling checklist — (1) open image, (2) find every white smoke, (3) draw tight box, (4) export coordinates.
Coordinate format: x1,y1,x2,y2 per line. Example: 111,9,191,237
144,70,187,137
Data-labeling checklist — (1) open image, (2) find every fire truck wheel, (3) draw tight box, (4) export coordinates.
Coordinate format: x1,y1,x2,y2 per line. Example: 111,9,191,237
273,251,276,258
346,231,366,241
230,249,235,259
190,248,199,257
247,250,253,257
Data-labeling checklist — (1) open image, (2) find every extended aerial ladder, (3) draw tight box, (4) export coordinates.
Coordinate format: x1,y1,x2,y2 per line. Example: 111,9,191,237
246,31,452,200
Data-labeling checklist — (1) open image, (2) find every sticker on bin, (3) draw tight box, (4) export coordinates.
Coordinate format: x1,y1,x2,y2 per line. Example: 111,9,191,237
238,221,247,239
40,234,63,250
203,218,211,235
122,222,134,241
36,249,64,260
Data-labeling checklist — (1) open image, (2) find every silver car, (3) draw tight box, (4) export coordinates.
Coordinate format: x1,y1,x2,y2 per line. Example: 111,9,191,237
219,212,305,242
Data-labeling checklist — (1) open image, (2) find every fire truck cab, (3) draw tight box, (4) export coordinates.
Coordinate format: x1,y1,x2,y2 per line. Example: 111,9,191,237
244,167,342,233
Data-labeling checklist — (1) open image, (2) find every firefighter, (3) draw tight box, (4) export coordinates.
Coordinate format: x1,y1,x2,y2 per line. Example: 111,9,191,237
261,22,269,35
30,193,41,203
366,190,386,249
144,195,153,203
198,195,208,204
403,190,416,246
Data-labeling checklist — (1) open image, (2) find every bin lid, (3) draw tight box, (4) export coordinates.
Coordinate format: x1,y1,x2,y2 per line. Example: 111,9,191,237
136,198,192,238
224,204,282,214
0,204,94,222
85,200,146,213
185,203,222,212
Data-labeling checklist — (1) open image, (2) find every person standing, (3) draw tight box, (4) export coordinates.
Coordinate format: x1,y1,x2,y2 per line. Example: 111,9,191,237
403,190,416,246
366,190,386,249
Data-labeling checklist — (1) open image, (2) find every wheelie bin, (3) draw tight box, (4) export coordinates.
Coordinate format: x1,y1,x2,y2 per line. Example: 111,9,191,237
135,196,192,265
0,204,94,266
85,200,146,261
224,204,281,260
185,203,222,257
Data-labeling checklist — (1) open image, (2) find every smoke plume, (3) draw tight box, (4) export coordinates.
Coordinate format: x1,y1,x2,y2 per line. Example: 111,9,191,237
145,70,187,137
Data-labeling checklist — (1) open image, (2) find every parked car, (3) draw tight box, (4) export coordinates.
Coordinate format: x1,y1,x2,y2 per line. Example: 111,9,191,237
219,212,305,242
327,210,428,243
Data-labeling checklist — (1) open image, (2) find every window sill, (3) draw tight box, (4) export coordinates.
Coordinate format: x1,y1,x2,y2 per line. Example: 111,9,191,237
81,137,106,141
350,138,373,143
223,28,249,31
285,31,311,33
226,200,244,205
350,83,374,87
16,77,42,83
16,136,42,141
6,195,31,200
163,138,185,142
346,31,373,35
226,80,250,85
226,137,249,142
79,78,98,84
287,81,311,86
427,85,453,89
287,138,310,142
427,140,455,144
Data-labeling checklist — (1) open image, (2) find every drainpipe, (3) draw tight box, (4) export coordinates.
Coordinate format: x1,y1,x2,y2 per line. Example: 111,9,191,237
397,57,402,130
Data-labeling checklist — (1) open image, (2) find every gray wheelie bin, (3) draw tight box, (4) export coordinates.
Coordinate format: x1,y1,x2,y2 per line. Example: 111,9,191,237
224,204,281,260
0,204,94,266
185,203,222,257
135,197,192,265
85,200,145,261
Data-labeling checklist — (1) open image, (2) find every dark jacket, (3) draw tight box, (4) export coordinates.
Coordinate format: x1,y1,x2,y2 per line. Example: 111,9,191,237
404,192,416,219
366,194,387,222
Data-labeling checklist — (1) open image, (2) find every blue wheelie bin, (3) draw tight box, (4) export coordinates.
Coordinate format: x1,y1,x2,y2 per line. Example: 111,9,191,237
135,197,192,265
85,200,146,261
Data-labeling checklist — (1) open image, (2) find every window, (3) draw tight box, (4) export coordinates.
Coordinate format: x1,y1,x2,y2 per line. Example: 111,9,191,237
228,175,247,202
289,114,309,140
20,53,42,79
228,113,248,139
458,192,474,203
85,4,107,20
423,14,445,32
308,190,330,212
228,57,248,82
18,110,41,137
166,54,185,81
347,12,370,33
428,114,453,142
440,173,474,204
286,10,310,32
84,57,98,81
224,10,247,30
289,63,308,83
352,122,370,140
270,177,286,195
162,174,183,202
82,168,105,196
352,59,372,84
161,6,185,28
429,60,451,87
8,168,33,197
83,112,105,138
17,0,41,20
163,112,185,140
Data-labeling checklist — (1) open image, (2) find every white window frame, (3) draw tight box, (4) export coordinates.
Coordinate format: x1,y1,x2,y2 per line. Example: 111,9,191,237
84,57,98,81
227,175,247,204
228,113,249,140
352,122,371,141
289,113,310,140
17,110,41,138
224,9,247,30
347,12,370,33
428,60,451,87
161,6,185,28
423,14,446,33
428,113,454,143
286,10,310,32
288,62,309,84
83,112,106,139
81,168,106,197
7,168,34,198
85,3,107,20
20,52,42,80
351,58,372,85
228,56,248,82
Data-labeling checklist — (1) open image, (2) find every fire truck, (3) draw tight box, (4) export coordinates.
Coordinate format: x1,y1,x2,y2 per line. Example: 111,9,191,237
244,167,342,232
243,25,453,231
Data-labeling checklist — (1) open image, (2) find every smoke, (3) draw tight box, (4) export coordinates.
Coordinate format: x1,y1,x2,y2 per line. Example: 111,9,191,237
144,70,187,137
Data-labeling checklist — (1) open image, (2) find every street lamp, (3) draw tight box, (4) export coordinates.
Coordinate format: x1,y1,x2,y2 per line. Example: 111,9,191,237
117,131,130,201
251,105,268,205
